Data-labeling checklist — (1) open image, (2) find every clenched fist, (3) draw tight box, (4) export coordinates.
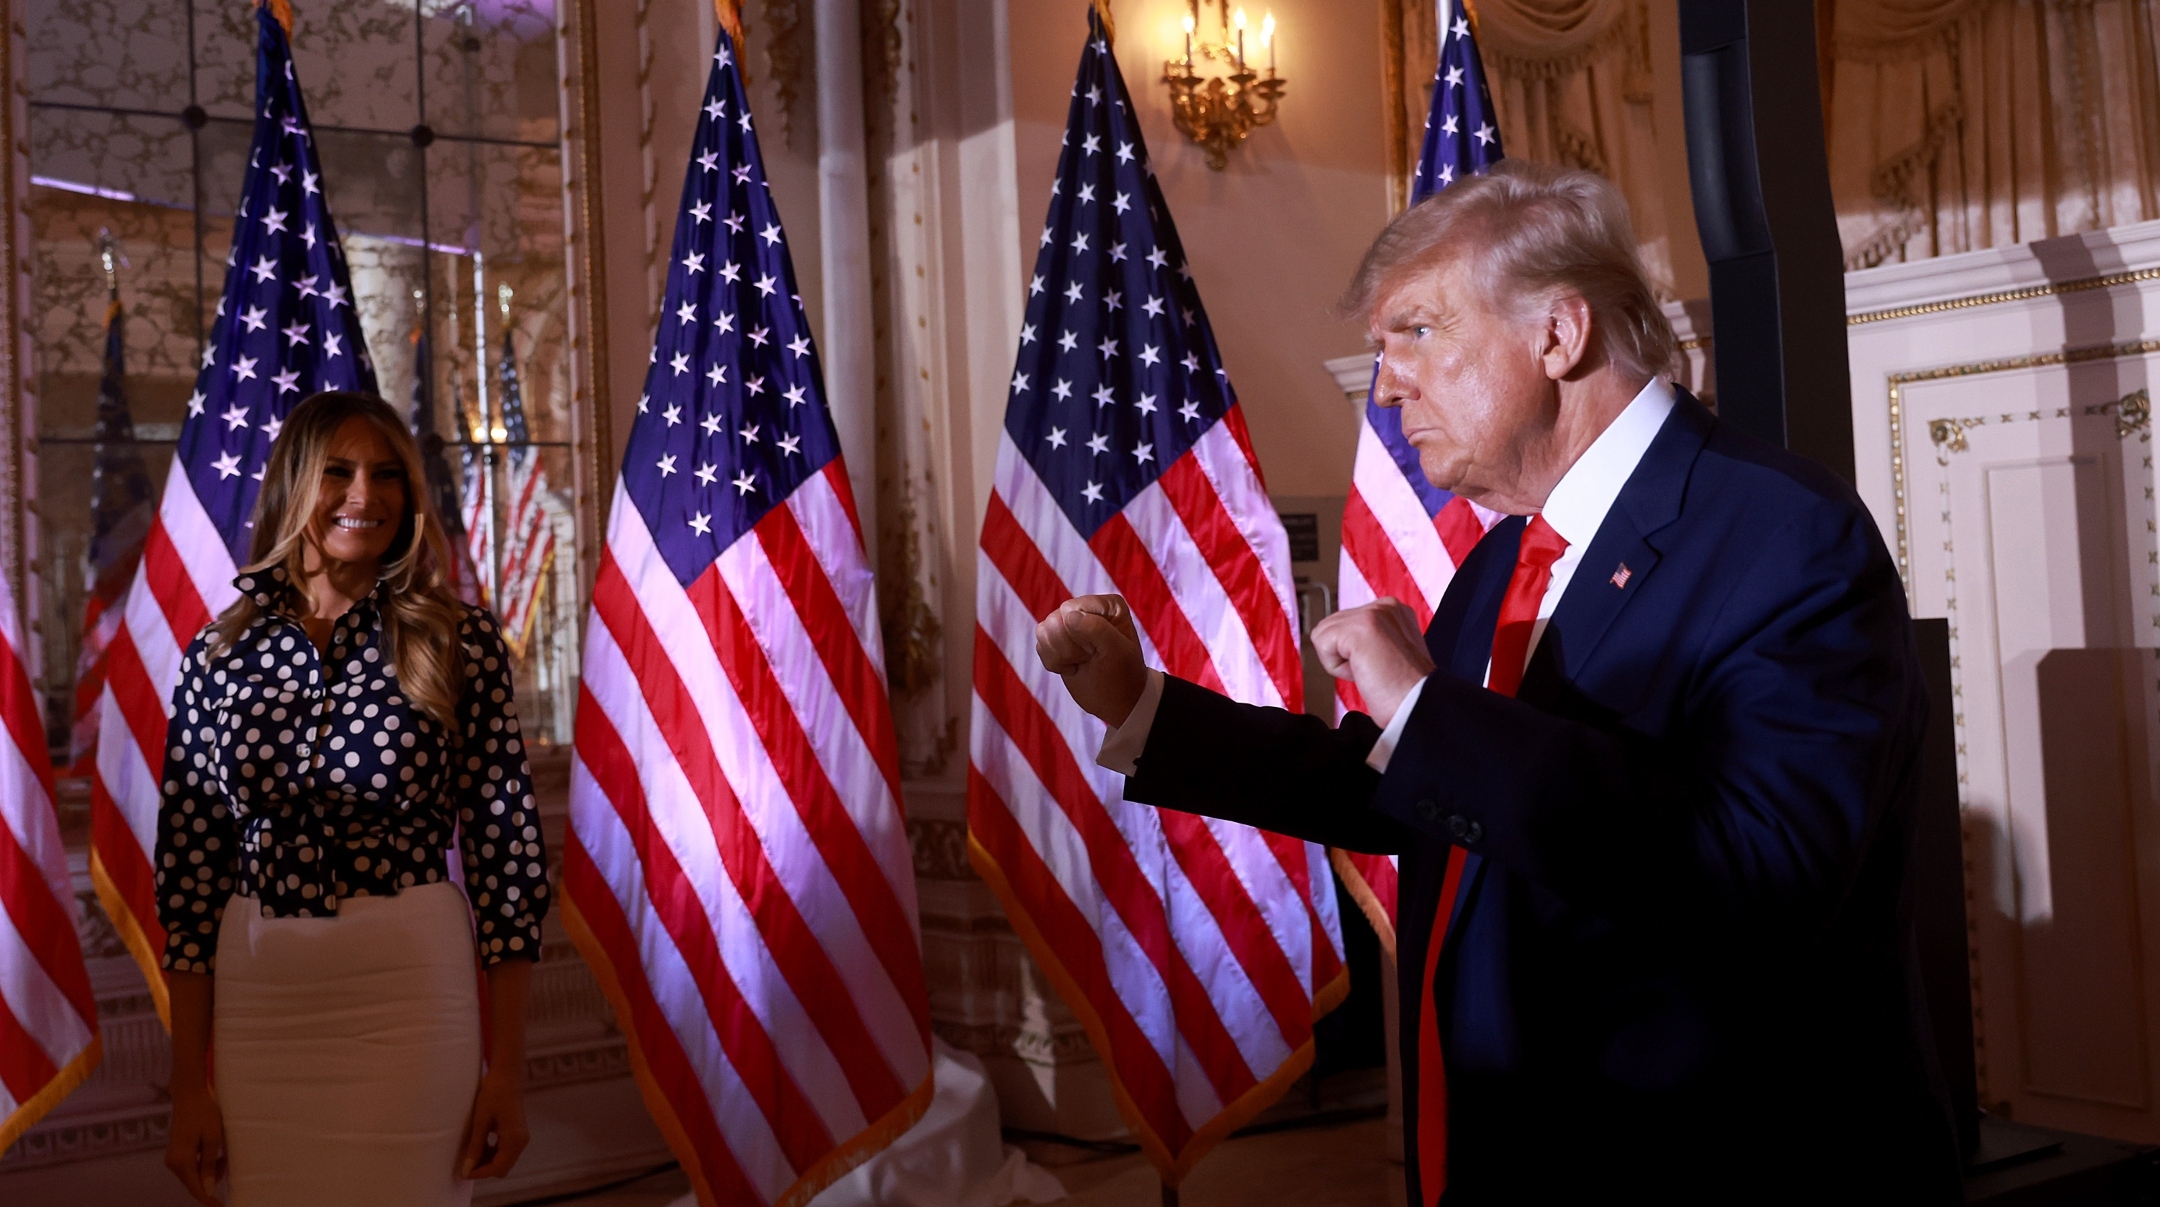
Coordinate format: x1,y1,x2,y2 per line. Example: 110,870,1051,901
1311,596,1435,727
1036,594,1150,728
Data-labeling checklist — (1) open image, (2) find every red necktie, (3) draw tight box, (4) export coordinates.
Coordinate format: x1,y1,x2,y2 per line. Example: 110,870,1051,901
1417,515,1568,1206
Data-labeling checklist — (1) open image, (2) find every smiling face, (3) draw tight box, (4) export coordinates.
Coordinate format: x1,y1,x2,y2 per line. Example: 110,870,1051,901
1367,252,1567,515
304,416,409,575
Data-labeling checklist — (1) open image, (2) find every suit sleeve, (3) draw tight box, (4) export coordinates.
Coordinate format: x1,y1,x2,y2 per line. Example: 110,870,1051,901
1372,500,1922,937
1122,674,1419,855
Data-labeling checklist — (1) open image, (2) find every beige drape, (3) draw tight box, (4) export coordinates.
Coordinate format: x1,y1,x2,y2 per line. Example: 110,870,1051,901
1382,0,2160,280
1829,0,2160,267
1387,0,1686,295
862,0,962,776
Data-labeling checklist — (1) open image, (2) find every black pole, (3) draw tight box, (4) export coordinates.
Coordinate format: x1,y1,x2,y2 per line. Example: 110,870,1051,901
1678,0,1854,484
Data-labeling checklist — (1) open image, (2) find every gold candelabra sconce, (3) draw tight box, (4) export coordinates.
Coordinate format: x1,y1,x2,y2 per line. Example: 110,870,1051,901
1162,0,1283,170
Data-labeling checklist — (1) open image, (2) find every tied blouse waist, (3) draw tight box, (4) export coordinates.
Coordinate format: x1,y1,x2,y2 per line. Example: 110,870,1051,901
155,566,550,972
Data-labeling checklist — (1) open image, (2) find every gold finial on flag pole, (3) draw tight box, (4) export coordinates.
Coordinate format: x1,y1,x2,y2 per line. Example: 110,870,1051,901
712,0,751,84
1093,0,1117,44
97,227,127,304
713,0,744,49
257,0,294,35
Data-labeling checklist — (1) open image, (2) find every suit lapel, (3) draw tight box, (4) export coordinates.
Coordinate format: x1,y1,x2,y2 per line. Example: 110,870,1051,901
1399,395,1719,991
1520,391,1716,701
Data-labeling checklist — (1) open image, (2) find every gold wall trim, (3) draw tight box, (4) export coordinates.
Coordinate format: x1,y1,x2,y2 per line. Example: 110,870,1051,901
1884,337,2160,597
1849,265,2160,327
1379,0,1410,216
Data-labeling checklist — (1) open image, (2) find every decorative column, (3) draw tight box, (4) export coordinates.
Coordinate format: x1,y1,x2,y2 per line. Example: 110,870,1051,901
816,0,879,565
0,0,33,632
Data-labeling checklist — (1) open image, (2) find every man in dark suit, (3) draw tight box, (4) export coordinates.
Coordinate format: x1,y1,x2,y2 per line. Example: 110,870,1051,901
1035,161,1960,1203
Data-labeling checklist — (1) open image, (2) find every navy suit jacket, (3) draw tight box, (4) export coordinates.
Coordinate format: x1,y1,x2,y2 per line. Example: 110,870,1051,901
1125,394,1961,1202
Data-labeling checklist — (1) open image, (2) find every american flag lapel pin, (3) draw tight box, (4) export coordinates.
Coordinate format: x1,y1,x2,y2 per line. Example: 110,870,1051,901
1610,563,1632,589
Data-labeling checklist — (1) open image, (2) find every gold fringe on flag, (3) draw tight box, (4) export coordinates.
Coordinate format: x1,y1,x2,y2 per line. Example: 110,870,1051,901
1093,0,1116,44
257,0,294,35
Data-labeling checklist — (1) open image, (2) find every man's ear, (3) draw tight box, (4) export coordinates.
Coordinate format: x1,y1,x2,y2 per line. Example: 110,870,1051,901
1539,290,1594,382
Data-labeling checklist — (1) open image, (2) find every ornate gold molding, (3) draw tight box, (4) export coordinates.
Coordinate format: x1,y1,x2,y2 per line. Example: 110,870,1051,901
1885,338,2160,596
1849,265,2160,326
2118,387,2151,440
1927,417,1969,453
1379,0,1409,214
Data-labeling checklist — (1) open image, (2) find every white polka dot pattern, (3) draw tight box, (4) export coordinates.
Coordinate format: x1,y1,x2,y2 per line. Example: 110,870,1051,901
153,567,549,972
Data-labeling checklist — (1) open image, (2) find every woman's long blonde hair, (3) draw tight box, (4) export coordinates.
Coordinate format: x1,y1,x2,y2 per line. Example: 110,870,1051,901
208,391,468,736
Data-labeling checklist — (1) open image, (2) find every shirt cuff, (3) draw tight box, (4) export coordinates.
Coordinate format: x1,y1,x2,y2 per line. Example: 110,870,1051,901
1096,669,1166,776
1364,677,1429,774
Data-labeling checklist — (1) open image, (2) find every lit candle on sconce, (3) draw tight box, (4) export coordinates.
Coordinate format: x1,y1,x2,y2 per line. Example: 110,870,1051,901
1161,0,1286,169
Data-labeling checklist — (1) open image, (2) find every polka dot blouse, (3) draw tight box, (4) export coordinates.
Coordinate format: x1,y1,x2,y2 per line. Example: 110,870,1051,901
155,566,549,973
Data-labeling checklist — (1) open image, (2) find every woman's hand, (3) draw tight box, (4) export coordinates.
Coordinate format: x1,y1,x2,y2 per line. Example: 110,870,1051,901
165,972,225,1204
165,1081,227,1204
457,1066,530,1179
461,957,534,1179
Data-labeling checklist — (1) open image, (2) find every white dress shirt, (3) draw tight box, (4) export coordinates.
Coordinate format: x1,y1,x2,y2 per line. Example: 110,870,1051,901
1097,377,1677,778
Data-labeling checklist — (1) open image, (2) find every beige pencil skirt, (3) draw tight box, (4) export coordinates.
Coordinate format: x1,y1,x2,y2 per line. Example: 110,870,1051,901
214,881,482,1207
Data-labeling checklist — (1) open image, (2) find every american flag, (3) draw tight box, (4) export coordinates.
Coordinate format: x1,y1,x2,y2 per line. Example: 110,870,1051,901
88,1,376,1019
491,331,556,657
1,568,102,1153
1331,3,1505,953
461,440,494,607
410,328,485,607
561,19,932,1207
965,9,1345,1183
70,297,157,776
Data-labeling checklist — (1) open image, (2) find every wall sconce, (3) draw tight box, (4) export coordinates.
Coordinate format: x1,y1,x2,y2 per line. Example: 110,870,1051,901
1163,1,1284,170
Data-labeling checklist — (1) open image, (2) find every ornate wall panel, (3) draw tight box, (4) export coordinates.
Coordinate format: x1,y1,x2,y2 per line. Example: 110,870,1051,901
1848,218,2160,1142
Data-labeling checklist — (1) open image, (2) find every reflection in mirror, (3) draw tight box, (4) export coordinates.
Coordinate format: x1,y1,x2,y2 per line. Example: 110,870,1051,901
29,0,578,848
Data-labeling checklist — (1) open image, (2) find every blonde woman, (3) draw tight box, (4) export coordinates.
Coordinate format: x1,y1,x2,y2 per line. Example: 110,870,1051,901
157,391,549,1206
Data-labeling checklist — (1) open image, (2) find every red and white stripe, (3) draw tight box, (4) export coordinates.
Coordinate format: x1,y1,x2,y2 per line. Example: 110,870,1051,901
566,464,932,1207
2,569,103,1152
494,454,555,657
968,416,1346,1181
1331,415,1498,953
89,467,240,1022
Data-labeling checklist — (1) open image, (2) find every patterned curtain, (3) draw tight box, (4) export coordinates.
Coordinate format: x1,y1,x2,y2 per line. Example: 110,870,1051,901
1829,0,2160,268
1381,0,1687,295
1382,0,2160,283
861,0,963,778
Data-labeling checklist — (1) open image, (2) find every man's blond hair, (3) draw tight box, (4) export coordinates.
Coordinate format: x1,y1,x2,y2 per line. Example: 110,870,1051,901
1341,160,1676,381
